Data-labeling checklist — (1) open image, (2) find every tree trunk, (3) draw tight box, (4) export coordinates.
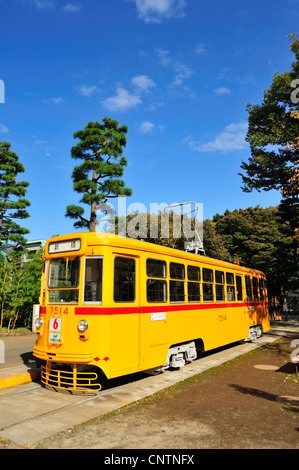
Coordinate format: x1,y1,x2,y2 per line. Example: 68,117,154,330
10,274,22,330
0,196,8,230
7,316,12,333
0,299,4,329
12,295,23,330
0,267,8,329
89,168,98,232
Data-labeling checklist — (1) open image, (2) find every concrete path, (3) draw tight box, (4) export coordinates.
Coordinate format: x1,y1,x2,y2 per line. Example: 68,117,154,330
0,321,298,446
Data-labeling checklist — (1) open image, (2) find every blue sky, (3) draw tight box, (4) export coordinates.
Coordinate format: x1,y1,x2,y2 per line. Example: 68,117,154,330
0,0,298,241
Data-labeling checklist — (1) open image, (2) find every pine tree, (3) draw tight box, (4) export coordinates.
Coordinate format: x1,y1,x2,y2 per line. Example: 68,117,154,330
240,35,299,195
66,118,132,232
239,35,299,274
0,141,30,248
213,206,291,297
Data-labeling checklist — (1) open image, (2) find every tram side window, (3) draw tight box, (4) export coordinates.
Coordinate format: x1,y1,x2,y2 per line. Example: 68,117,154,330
236,275,243,301
264,280,268,300
170,262,185,302
215,270,225,301
226,272,235,301
203,268,214,301
146,259,166,278
170,262,185,279
245,275,253,301
84,257,103,303
114,257,135,302
252,277,259,301
259,278,265,301
146,259,167,303
187,265,201,302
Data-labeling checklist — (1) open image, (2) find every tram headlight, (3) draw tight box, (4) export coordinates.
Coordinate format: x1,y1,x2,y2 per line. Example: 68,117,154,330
78,319,88,332
35,317,43,329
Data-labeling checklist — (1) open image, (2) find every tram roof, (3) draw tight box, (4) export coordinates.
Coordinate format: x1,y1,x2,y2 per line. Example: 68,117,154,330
45,232,265,277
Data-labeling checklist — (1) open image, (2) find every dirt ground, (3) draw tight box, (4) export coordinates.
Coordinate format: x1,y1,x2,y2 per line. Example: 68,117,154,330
28,334,299,450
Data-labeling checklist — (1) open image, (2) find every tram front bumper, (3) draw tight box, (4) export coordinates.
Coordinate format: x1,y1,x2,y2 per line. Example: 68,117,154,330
33,345,94,364
41,361,102,392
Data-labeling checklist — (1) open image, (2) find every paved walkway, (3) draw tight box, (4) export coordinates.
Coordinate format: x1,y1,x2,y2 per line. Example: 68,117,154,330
0,321,298,446
1,321,298,390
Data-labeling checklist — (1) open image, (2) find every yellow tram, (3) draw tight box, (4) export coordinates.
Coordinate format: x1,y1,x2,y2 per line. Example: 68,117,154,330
33,232,270,392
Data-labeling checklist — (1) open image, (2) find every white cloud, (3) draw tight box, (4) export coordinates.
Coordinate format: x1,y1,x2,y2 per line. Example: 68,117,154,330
131,75,156,91
171,62,193,86
155,48,171,66
155,48,193,88
131,0,186,23
34,138,51,156
33,0,53,8
139,121,155,134
27,0,80,11
184,122,248,153
195,43,206,55
214,87,231,95
0,123,9,134
101,75,155,113
75,85,100,97
236,74,255,85
103,87,141,112
63,4,80,12
44,97,64,104
50,97,64,103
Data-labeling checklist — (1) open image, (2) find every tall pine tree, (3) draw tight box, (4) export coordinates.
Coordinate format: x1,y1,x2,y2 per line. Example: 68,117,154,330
240,35,299,196
0,141,30,248
239,34,299,276
66,117,132,232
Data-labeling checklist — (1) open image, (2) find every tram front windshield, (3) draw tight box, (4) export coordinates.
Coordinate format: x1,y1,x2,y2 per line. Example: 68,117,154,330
48,257,80,303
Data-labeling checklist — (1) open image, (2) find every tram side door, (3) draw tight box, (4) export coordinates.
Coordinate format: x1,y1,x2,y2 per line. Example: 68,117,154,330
110,255,141,375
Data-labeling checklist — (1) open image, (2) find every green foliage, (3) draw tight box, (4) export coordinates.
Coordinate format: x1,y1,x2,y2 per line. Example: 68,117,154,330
213,206,298,296
0,141,30,246
202,219,232,262
108,211,231,261
0,248,43,330
240,35,299,194
66,118,132,231
239,35,299,281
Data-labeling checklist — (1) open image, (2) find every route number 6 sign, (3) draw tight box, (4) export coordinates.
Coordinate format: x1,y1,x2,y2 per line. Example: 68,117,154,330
49,317,62,343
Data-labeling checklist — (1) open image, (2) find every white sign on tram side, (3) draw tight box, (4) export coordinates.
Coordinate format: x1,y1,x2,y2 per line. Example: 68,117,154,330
150,312,166,321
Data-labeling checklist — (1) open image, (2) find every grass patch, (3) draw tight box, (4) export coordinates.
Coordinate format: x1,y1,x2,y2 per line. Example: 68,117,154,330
0,327,33,336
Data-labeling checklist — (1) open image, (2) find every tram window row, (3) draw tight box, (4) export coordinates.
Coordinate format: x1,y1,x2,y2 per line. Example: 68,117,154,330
111,256,267,305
